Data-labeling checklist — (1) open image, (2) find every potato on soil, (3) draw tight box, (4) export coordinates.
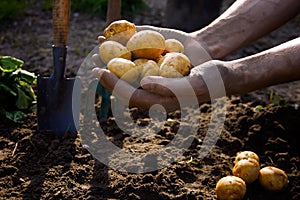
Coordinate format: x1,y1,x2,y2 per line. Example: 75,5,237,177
234,151,260,165
164,39,184,53
134,59,160,78
107,58,139,83
216,175,246,200
232,158,260,184
99,41,131,64
103,20,136,45
259,166,288,191
127,30,165,60
159,52,191,78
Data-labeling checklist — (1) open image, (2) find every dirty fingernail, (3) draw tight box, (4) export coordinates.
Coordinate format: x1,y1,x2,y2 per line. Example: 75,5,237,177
97,36,106,43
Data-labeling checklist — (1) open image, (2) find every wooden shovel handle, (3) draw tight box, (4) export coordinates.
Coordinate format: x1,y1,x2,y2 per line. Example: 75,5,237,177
53,0,70,46
106,0,122,25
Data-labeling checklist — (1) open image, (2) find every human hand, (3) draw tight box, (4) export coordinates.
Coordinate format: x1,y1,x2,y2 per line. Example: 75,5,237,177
93,25,220,112
93,60,231,112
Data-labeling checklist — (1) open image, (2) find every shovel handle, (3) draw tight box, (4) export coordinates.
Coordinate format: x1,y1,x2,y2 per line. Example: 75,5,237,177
106,0,122,25
53,0,70,46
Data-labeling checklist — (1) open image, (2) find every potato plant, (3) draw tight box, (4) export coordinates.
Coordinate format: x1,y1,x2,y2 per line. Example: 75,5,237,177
0,56,36,123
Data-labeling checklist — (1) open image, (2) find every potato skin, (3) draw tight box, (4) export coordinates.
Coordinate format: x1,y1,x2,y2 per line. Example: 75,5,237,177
103,20,136,45
134,59,160,78
234,151,260,165
232,158,260,184
159,52,191,78
107,58,139,83
164,39,184,53
127,30,165,60
99,41,131,64
216,176,246,200
259,166,288,191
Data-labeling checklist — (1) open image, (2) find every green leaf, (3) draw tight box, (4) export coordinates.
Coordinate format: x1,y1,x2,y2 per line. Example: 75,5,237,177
13,69,37,84
0,82,17,96
0,56,24,72
0,55,36,123
0,108,26,123
253,105,264,112
15,86,32,110
18,80,36,101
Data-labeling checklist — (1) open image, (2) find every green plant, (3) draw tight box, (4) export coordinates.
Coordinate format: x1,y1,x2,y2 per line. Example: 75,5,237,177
0,56,36,123
253,105,264,112
269,89,283,105
41,0,52,10
72,0,107,15
0,0,26,23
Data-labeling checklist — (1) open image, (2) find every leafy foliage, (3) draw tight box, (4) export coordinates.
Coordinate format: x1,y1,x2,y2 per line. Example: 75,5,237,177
0,0,26,23
0,56,36,123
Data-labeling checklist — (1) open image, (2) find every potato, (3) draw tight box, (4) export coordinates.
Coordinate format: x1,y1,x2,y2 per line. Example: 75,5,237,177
103,20,136,45
99,41,131,64
127,30,165,60
232,158,260,184
107,58,139,83
216,176,246,200
164,39,184,53
259,166,288,191
159,52,191,78
234,151,260,165
134,59,160,78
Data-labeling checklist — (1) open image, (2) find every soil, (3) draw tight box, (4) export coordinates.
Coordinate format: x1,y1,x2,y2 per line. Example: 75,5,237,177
1,0,300,199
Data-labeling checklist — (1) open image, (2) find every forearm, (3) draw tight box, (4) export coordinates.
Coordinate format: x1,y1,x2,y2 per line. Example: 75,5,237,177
228,37,300,95
189,0,300,59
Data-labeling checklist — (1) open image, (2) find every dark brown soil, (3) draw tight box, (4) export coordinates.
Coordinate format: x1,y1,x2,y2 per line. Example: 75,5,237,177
1,1,300,199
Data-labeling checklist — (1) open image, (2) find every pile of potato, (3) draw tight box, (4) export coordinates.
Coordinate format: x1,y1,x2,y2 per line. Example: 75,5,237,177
96,20,191,84
216,151,289,200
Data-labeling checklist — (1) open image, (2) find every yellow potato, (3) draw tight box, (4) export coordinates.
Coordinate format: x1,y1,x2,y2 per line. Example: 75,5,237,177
159,52,191,78
164,38,184,53
259,166,288,191
134,59,160,78
107,58,139,83
103,20,136,45
232,158,260,184
99,41,131,64
216,176,246,200
127,30,165,60
234,151,260,165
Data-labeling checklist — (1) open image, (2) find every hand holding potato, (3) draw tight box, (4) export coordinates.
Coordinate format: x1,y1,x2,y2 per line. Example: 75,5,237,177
96,20,196,84
93,60,228,112
93,22,216,111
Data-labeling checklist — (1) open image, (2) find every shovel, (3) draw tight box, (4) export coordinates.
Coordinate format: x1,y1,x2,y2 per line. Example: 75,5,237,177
37,0,81,134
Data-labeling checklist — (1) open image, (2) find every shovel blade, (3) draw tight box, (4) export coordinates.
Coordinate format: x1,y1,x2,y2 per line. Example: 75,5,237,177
37,76,81,134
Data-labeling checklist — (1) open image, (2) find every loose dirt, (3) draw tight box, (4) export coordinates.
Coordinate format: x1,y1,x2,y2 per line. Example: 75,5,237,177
1,1,299,199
